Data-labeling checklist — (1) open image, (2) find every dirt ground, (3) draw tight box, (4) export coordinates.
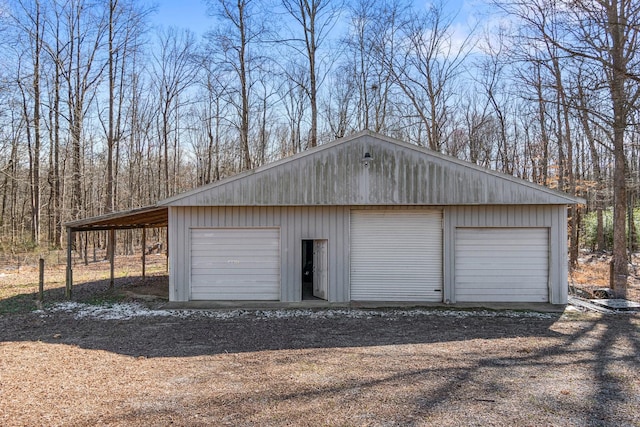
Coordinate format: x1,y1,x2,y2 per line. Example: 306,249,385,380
0,254,639,426
0,305,639,426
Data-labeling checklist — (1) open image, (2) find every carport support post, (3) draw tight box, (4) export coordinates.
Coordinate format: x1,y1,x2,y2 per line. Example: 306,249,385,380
109,228,115,288
38,258,45,301
141,227,146,279
65,229,73,299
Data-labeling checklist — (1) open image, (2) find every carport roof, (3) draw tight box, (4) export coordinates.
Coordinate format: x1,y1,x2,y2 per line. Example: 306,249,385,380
64,206,167,231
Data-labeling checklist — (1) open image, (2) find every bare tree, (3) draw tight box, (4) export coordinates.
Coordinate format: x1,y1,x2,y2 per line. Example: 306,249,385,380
477,32,514,174
197,58,229,185
280,0,342,147
151,27,198,198
10,0,45,244
125,49,157,206
580,0,640,293
322,63,355,138
343,0,402,134
0,104,23,245
502,0,640,294
100,0,151,212
575,70,607,251
383,0,475,150
60,0,109,221
40,0,66,248
278,64,308,155
253,76,278,167
206,0,266,170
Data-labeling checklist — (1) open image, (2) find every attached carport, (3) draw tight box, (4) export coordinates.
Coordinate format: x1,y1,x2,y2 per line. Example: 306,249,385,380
64,206,168,298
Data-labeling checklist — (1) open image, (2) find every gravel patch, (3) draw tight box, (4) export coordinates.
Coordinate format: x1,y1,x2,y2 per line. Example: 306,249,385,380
42,301,559,321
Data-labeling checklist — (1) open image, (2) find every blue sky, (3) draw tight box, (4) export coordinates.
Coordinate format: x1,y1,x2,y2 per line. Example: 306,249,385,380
150,0,477,37
152,0,211,34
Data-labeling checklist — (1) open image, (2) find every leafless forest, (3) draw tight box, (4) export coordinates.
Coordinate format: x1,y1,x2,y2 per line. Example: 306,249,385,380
1,0,639,289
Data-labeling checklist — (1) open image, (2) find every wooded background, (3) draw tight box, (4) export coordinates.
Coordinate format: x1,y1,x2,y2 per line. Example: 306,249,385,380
1,0,639,287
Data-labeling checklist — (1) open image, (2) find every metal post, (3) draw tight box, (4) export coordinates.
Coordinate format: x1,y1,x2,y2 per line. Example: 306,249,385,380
109,228,115,288
65,229,73,299
141,227,146,279
38,258,45,302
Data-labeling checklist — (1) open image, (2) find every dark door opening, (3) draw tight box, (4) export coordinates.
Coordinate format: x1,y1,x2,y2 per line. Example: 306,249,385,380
302,239,328,300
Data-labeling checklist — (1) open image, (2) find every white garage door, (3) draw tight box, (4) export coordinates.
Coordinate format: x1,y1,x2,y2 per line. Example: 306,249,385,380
350,210,443,301
455,228,549,302
190,228,280,300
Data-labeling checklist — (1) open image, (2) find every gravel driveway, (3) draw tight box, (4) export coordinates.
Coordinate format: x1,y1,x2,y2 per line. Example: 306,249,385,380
1,304,639,426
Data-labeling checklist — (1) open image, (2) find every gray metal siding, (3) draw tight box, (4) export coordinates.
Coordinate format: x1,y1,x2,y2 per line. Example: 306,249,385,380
161,133,580,207
444,205,567,304
170,203,569,305
169,206,350,302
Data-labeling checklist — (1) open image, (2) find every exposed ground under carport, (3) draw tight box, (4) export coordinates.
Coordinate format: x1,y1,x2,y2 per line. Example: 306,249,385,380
63,206,168,298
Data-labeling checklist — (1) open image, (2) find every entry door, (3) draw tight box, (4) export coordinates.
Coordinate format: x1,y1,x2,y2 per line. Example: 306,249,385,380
313,240,328,299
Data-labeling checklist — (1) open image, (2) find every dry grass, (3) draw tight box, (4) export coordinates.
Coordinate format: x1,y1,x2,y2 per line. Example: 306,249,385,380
571,254,640,302
0,254,168,313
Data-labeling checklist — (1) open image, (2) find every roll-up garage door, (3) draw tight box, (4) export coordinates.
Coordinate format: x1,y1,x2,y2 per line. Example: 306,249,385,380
190,228,280,300
350,210,443,301
455,228,549,302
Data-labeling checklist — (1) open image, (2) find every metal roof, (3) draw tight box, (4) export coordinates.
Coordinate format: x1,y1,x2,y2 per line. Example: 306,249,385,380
159,131,584,207
64,206,168,231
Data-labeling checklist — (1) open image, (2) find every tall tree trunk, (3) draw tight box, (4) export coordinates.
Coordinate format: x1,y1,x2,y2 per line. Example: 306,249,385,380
238,2,252,169
106,0,116,213
577,83,605,251
31,1,42,245
534,63,549,186
608,0,629,296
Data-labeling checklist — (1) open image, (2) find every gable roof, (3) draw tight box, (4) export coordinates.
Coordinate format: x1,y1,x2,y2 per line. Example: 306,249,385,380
159,131,583,207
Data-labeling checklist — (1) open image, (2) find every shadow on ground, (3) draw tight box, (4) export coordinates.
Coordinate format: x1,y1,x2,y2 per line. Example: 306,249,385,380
1,278,639,426
1,292,565,358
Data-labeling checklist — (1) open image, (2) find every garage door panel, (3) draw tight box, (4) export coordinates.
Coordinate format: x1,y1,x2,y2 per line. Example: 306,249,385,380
351,210,442,302
191,269,280,277
456,288,548,297
459,267,547,275
460,247,549,255
455,292,547,303
190,228,280,300
191,288,278,300
456,280,546,295
455,228,549,303
191,259,280,269
192,242,279,252
189,283,275,293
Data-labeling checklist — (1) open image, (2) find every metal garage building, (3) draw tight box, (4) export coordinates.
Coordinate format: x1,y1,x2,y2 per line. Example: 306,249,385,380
159,131,581,305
